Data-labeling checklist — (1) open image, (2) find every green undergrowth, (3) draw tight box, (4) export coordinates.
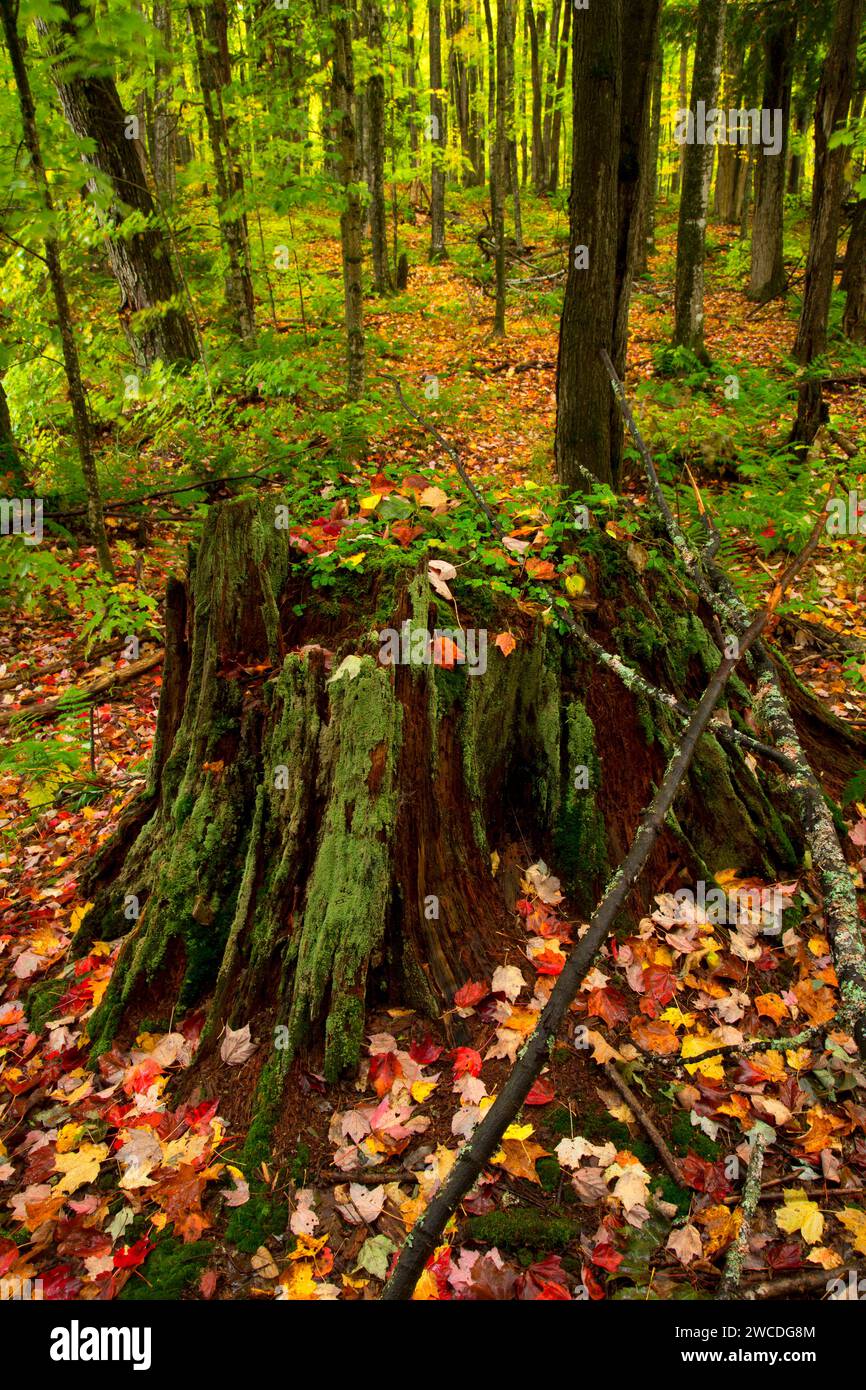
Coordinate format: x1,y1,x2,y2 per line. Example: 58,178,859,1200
465,1208,579,1253
118,1231,209,1301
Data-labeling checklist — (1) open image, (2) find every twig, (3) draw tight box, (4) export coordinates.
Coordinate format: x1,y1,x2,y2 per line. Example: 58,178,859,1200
717,1132,766,1299
603,1061,683,1184
0,651,164,727
382,552,806,1300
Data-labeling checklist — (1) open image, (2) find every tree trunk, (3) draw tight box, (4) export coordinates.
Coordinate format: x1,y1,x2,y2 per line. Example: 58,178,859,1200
503,0,523,251
748,11,797,302
429,0,448,259
610,0,662,488
39,0,197,373
189,0,256,346
526,0,546,194
0,0,113,576
671,39,689,196
787,93,808,195
330,5,365,399
491,0,508,335
636,20,663,275
841,199,866,343
712,39,746,226
152,0,176,201
546,0,569,195
72,495,858,1102
365,0,392,292
540,0,560,181
792,0,865,444
673,0,727,362
0,377,25,493
483,0,496,187
554,0,622,490
406,0,420,167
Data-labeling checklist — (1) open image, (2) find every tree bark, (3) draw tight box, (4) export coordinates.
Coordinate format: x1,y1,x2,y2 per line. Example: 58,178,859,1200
503,0,522,250
673,0,727,361
792,0,865,444
841,199,866,343
40,0,197,372
152,0,176,201
0,0,113,574
748,9,797,302
332,3,365,398
73,493,830,1094
526,0,546,193
671,38,689,196
0,378,25,492
365,0,392,292
610,0,662,487
546,0,569,194
429,0,448,259
491,0,509,334
554,0,622,490
636,20,663,274
189,0,257,346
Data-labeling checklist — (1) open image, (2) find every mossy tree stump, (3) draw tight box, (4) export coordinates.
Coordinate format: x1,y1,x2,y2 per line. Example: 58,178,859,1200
73,494,856,1083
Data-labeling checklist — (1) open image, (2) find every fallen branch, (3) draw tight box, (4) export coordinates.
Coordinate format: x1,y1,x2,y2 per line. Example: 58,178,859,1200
602,1061,683,1185
0,651,164,727
601,347,866,1059
716,1132,766,1299
382,558,805,1299
741,1266,856,1300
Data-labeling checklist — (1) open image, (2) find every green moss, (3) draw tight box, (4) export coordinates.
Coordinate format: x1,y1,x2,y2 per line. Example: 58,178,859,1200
465,1209,579,1252
553,700,608,914
286,658,402,1079
226,1191,289,1254
118,1233,209,1301
25,977,65,1034
652,1175,691,1218
225,1056,290,1252
536,1155,561,1192
289,1142,311,1186
670,1110,721,1160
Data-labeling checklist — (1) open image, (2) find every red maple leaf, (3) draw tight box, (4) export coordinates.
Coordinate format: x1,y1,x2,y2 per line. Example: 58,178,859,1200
452,1047,483,1079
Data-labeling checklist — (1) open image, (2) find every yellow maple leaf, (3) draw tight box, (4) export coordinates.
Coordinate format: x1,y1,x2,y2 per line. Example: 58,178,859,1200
55,1123,84,1155
288,1233,328,1261
54,1142,109,1194
786,1047,813,1071
502,1122,534,1142
412,1268,440,1300
681,1035,725,1080
775,1189,824,1244
410,1079,438,1103
71,900,92,934
278,1260,318,1299
836,1208,866,1254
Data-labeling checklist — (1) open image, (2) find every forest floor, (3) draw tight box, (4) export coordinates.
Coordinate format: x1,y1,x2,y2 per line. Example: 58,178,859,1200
1,193,866,1301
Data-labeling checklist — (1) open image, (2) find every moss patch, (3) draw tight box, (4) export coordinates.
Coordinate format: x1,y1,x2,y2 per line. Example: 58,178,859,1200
118,1233,209,1301
465,1208,579,1252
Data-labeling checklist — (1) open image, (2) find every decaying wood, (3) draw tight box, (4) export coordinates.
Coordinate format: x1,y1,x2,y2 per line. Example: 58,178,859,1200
0,651,164,726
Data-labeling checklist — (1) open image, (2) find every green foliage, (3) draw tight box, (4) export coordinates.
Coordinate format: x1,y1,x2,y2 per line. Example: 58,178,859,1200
465,1209,579,1253
118,1233,209,1301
